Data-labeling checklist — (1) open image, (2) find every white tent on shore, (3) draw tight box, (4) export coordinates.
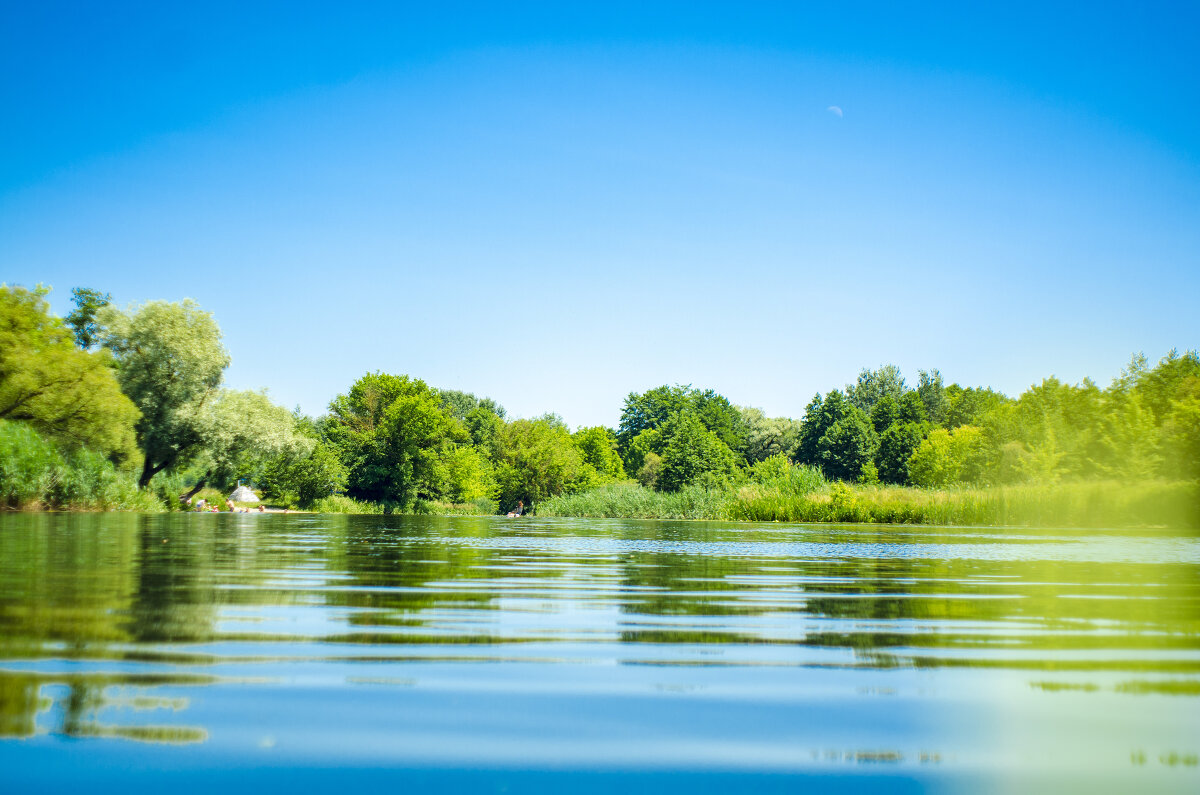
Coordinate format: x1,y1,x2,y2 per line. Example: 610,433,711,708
229,485,260,503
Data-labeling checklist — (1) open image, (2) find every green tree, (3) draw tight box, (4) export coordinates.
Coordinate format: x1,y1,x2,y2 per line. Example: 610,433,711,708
897,391,928,425
1114,349,1200,422
617,385,691,450
876,421,928,484
0,286,139,463
738,406,803,463
944,385,1009,428
907,426,985,487
64,288,111,350
465,405,505,459
846,364,906,414
869,394,900,433
186,389,311,495
494,415,595,510
1161,376,1200,480
657,412,739,491
573,426,626,481
917,369,946,425
98,299,230,486
623,427,664,482
434,388,506,422
259,439,349,507
326,372,466,506
796,390,853,467
618,385,745,459
434,444,495,503
816,408,878,482
1092,391,1161,479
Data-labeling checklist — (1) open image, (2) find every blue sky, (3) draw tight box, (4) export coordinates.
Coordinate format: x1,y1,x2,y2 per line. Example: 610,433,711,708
3,1,1197,427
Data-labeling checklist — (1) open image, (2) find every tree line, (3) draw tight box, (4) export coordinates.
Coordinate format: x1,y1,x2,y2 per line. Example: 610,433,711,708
2,284,1197,513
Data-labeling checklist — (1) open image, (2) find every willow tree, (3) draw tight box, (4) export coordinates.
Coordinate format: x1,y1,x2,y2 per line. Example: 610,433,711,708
99,299,230,487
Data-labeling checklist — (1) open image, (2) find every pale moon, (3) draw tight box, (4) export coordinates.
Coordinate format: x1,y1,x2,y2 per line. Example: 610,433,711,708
827,105,843,118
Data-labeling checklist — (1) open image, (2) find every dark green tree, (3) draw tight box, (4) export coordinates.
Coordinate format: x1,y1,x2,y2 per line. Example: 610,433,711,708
64,288,111,350
816,408,879,482
917,369,946,425
796,390,853,467
897,391,928,425
618,385,745,461
657,411,739,491
870,394,900,433
877,421,928,484
326,372,466,506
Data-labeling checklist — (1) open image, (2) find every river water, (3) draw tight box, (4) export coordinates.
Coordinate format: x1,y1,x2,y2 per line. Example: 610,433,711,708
0,513,1197,792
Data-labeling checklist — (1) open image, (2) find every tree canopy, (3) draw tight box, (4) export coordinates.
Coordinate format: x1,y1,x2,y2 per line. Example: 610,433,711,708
99,299,230,486
325,372,466,506
0,286,139,463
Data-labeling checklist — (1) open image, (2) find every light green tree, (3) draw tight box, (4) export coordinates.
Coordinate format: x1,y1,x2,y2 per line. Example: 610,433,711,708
738,406,803,463
907,426,985,487
1161,376,1200,480
186,389,312,497
99,299,230,486
572,426,626,482
0,286,140,464
494,415,596,511
434,444,495,503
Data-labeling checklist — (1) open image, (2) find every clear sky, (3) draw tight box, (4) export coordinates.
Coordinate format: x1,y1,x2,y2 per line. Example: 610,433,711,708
3,1,1197,427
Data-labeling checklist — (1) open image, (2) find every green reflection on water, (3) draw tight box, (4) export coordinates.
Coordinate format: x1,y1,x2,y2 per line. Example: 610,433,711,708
0,512,1197,750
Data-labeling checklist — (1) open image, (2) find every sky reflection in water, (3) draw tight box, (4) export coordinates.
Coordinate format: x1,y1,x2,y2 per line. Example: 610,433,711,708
0,513,1197,792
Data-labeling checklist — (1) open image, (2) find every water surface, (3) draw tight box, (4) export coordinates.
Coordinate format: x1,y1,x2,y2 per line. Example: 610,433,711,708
1,513,1197,792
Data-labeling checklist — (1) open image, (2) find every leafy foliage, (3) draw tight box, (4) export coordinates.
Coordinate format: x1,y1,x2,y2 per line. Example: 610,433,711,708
572,426,626,482
325,372,466,507
0,286,140,464
657,412,739,491
0,419,160,511
98,299,230,486
493,415,595,510
64,288,111,350
815,407,878,482
618,385,745,462
434,388,506,421
738,406,803,463
907,426,986,487
876,421,929,484
846,364,907,414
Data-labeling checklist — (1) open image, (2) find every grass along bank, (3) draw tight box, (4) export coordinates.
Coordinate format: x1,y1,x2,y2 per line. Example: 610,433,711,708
538,479,1199,529
0,420,161,512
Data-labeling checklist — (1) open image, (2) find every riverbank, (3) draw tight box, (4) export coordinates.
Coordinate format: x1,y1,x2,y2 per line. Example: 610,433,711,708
537,479,1199,529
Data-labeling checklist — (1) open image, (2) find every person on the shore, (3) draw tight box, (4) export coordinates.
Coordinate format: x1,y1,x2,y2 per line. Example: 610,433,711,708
506,500,524,518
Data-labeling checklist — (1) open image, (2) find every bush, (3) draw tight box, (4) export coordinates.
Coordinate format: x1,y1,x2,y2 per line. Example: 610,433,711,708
309,494,385,514
0,419,160,511
538,482,731,520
